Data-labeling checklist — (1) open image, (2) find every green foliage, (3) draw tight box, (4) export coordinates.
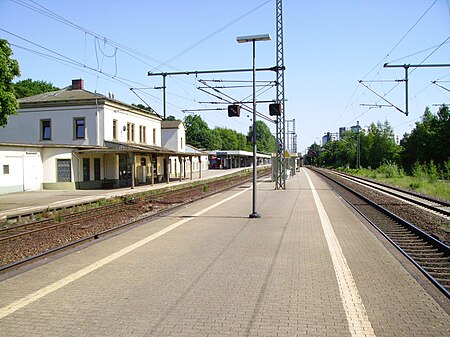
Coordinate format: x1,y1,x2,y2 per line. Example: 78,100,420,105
184,114,272,152
304,142,321,165
412,162,427,180
443,158,450,180
213,127,251,151
364,121,400,169
0,39,20,127
400,105,449,174
343,166,450,201
184,114,214,149
428,160,438,182
13,78,59,99
377,161,403,178
311,120,401,170
248,120,276,154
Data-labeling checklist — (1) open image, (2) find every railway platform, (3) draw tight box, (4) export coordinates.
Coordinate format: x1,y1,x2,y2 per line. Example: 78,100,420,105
0,167,253,221
0,167,448,336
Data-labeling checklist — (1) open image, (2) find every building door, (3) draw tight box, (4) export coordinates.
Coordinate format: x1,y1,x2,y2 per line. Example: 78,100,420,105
23,154,40,191
118,154,131,187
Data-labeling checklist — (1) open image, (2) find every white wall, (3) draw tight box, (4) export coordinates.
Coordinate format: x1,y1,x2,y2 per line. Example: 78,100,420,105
42,148,75,184
0,106,99,146
103,106,161,146
161,125,185,152
0,146,43,194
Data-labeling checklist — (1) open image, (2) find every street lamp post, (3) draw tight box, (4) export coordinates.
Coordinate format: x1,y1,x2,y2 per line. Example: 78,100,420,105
237,34,271,219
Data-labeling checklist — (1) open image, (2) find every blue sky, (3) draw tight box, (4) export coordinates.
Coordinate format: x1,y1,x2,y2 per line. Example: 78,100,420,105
1,0,449,153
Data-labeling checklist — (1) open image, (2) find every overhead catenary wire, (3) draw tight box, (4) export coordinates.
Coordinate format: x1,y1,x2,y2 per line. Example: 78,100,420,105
8,0,277,131
335,0,441,131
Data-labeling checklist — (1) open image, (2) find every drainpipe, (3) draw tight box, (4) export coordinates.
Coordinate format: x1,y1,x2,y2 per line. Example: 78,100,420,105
72,152,82,189
131,152,135,189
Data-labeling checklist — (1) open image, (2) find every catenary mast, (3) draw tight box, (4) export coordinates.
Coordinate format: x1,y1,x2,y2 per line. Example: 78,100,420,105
275,0,286,190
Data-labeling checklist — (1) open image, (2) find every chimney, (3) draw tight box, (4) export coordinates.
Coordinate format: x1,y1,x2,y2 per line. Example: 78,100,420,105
72,79,84,90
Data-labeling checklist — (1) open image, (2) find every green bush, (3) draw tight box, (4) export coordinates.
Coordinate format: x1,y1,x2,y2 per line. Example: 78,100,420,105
378,161,402,178
412,162,427,180
443,159,450,180
428,160,438,182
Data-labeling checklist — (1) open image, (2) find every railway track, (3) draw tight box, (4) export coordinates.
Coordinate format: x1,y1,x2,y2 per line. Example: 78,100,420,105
311,167,450,299
330,169,450,219
0,169,270,272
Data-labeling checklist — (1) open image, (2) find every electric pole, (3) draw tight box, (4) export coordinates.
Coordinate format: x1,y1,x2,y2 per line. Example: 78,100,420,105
275,0,286,190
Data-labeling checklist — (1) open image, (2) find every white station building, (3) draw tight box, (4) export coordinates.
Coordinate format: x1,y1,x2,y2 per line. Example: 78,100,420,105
0,79,207,194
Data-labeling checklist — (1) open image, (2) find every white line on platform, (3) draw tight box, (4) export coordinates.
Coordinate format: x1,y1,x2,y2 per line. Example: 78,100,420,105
304,169,376,337
0,183,257,320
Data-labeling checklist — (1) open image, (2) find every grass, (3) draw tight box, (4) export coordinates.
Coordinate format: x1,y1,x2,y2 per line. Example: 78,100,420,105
342,162,450,202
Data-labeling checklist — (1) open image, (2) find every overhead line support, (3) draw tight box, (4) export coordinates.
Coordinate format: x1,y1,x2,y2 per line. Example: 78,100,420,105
275,0,286,190
383,63,450,116
147,66,283,120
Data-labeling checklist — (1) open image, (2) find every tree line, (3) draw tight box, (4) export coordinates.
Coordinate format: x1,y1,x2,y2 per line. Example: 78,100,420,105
183,114,276,154
304,104,450,179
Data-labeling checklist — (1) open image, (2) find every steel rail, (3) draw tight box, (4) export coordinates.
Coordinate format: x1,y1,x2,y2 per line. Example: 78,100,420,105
312,168,450,299
330,169,450,217
0,171,270,273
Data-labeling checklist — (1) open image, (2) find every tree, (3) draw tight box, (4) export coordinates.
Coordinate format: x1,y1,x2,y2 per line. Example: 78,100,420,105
365,121,400,169
13,79,59,99
183,114,221,150
248,120,276,154
213,127,251,151
400,105,450,173
0,39,20,127
304,142,321,166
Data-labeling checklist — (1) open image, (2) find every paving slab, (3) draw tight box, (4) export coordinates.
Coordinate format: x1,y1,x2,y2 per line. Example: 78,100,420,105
0,167,448,336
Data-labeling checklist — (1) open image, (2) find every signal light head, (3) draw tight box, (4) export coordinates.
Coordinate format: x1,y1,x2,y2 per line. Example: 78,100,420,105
228,104,241,117
269,103,282,116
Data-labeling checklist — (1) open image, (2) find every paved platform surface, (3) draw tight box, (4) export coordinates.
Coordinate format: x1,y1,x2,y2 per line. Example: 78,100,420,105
0,168,448,336
0,167,252,220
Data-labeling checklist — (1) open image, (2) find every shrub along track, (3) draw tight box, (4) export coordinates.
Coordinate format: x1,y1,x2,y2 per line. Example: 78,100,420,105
0,168,270,271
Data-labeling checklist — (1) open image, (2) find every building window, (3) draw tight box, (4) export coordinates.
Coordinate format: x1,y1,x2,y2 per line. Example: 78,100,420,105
94,158,101,180
113,119,118,140
74,118,86,139
139,125,146,143
180,137,183,149
83,158,90,181
57,159,71,182
131,124,135,142
127,123,131,141
41,119,51,140
3,165,9,175
153,128,156,145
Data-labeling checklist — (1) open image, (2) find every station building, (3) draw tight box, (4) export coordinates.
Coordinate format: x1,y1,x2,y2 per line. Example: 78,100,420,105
0,79,205,194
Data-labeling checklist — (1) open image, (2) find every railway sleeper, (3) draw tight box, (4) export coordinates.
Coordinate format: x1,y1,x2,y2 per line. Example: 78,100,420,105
394,238,427,244
389,234,421,240
433,279,450,287
420,261,450,268
428,271,450,279
384,228,414,234
410,256,449,263
407,252,446,258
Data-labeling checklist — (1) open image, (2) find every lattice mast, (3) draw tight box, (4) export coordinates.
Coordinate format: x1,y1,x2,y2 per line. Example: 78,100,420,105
275,0,286,189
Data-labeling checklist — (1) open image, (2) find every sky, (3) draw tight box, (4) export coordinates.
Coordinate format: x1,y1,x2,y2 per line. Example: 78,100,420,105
1,0,449,154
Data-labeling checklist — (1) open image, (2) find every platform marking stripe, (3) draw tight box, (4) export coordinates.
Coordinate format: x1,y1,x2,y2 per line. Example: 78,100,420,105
0,184,256,320
304,170,376,337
